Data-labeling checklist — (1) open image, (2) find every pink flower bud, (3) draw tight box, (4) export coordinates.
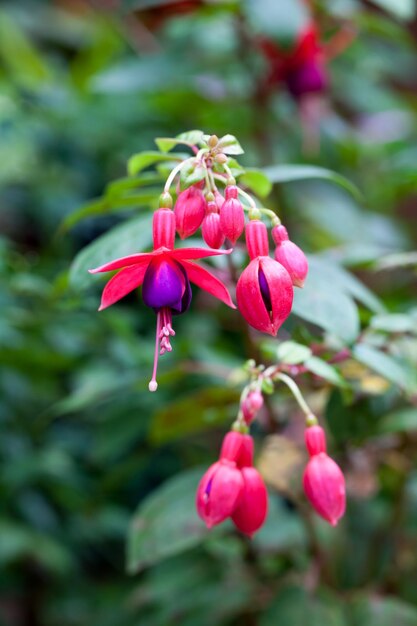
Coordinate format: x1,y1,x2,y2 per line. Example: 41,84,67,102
153,209,176,250
245,220,269,260
303,453,346,526
214,190,224,212
242,390,264,424
220,431,246,463
196,460,244,528
236,256,293,335
202,204,225,249
219,185,245,244
305,425,326,456
272,225,308,288
232,467,268,536
174,186,206,239
237,434,254,468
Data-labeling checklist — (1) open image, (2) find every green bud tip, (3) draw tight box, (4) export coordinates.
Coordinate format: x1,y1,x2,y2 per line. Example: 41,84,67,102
159,192,173,209
306,413,318,427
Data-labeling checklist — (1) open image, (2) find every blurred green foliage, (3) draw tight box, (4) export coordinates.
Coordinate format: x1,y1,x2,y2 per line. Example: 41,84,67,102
1,0,417,625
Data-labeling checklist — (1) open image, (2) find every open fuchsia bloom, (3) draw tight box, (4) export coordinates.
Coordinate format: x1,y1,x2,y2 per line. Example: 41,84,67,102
174,184,206,239
219,185,245,244
272,225,308,288
89,208,235,391
196,430,268,536
303,425,346,526
236,220,294,335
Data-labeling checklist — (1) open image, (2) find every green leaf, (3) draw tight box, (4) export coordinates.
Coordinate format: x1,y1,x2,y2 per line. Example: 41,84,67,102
374,251,417,270
155,130,204,152
127,151,185,176
217,134,244,155
371,313,416,334
263,165,362,200
350,596,417,626
150,387,239,444
239,169,272,198
276,341,312,365
69,213,153,290
180,162,206,190
353,344,415,393
371,0,415,21
378,407,417,434
292,269,360,343
304,356,347,388
127,468,210,573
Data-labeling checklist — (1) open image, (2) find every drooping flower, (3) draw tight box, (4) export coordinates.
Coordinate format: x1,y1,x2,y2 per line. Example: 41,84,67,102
174,184,206,239
196,459,244,528
231,467,268,536
89,208,235,391
236,220,293,335
241,390,264,424
219,185,245,244
202,197,225,249
303,425,346,526
272,225,308,288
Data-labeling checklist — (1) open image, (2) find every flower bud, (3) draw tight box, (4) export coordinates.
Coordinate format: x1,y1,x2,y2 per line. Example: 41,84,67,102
303,453,346,526
232,467,268,536
305,425,326,456
153,208,176,250
202,200,225,249
272,225,308,288
236,256,293,335
214,190,224,212
174,185,206,239
237,434,254,468
242,390,264,424
220,431,246,463
196,460,244,528
220,185,245,244
245,220,269,260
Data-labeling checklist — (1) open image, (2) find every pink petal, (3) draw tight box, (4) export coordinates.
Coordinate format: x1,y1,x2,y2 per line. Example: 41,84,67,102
170,247,233,261
236,258,273,334
98,264,148,311
89,252,156,274
181,260,236,309
232,467,268,536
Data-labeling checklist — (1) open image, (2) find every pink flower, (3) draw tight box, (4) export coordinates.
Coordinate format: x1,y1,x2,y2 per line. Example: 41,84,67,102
202,197,225,249
89,208,235,390
174,185,206,239
219,185,245,244
242,390,264,424
236,221,293,335
196,460,244,528
232,467,268,536
303,454,346,526
272,225,308,288
305,424,326,456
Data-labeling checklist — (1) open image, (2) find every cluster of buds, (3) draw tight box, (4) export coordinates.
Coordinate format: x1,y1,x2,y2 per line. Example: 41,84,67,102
303,422,346,526
196,430,268,536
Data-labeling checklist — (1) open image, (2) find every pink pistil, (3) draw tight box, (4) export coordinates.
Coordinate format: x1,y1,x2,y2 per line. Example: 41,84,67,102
148,308,176,392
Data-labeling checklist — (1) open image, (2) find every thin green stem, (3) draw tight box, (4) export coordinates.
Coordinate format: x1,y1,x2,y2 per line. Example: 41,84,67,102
270,371,316,422
163,157,194,193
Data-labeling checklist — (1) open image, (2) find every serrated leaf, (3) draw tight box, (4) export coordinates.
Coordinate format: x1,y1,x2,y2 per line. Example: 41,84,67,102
217,134,244,155
69,213,153,290
127,468,209,573
239,169,272,198
263,165,361,200
127,151,185,176
277,341,312,365
304,356,347,387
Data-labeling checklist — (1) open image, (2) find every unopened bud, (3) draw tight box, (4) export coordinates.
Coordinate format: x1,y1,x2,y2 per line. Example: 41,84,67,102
215,153,228,164
208,134,219,148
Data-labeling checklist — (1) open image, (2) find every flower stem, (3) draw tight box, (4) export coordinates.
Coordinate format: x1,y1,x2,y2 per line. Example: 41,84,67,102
270,371,317,423
163,157,194,193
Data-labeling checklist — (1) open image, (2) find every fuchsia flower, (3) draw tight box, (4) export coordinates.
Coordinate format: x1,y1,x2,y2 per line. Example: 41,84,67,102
272,225,308,288
202,197,225,249
196,430,268,536
242,390,264,424
174,184,206,239
89,208,235,391
303,425,346,526
236,220,294,335
219,185,245,244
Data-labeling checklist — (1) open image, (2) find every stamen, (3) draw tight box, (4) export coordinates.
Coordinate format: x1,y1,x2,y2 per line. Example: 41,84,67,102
148,311,161,392
148,308,176,392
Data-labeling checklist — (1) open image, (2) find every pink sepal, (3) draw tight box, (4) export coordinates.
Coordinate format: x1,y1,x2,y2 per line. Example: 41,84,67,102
232,467,268,536
303,453,346,526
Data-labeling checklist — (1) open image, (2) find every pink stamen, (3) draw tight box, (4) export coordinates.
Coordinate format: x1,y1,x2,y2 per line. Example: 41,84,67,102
148,308,176,392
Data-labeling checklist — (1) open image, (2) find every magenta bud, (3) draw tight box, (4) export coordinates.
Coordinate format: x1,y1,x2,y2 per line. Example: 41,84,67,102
153,209,176,250
232,467,268,536
236,256,294,336
196,460,244,528
303,453,346,526
305,425,326,456
214,190,225,212
220,431,245,463
242,390,264,424
202,213,225,249
220,185,245,244
174,186,206,239
272,225,308,288
237,434,254,468
245,220,269,260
